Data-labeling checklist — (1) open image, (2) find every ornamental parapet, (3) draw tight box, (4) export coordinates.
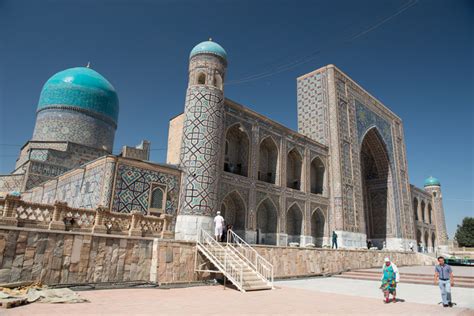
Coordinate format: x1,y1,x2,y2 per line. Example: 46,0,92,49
0,194,173,238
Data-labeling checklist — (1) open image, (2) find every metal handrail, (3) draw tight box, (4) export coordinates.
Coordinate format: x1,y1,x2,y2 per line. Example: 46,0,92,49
197,228,245,291
226,229,274,286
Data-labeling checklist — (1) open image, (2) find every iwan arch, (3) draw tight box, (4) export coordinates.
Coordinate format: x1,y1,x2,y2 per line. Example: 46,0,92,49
0,39,448,252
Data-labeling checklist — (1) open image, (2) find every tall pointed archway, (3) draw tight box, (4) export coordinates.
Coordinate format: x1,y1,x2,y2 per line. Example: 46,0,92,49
221,191,246,236
256,198,278,245
311,209,325,247
360,127,391,249
286,203,303,244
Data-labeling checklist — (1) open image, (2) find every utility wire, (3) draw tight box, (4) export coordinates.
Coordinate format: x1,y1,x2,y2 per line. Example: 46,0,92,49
226,0,418,86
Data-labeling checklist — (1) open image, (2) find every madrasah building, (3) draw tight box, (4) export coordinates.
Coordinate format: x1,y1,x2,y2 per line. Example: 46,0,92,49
0,40,448,252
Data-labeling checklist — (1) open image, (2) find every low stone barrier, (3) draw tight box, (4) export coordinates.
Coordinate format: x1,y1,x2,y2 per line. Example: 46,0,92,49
0,226,434,286
0,227,211,285
251,245,435,278
0,195,173,238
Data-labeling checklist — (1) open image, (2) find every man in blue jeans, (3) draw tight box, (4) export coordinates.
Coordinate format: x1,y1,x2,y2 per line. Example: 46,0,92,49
434,256,455,307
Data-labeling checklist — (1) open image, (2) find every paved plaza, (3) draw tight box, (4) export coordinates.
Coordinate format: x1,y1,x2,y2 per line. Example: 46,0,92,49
4,276,474,316
363,265,474,277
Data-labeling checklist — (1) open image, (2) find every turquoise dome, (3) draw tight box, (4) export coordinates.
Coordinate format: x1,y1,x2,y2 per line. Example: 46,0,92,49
190,40,227,60
37,67,119,124
424,176,441,187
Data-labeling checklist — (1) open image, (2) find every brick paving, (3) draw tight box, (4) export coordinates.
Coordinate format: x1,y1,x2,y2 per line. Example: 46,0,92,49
3,283,473,316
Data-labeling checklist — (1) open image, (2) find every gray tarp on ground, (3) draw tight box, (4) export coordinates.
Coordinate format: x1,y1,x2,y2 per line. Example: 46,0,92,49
0,287,88,304
27,288,89,303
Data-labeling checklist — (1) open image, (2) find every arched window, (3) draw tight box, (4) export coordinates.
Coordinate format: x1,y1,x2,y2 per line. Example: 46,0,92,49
258,137,278,184
287,149,302,190
224,124,250,177
311,209,325,247
149,185,166,214
413,198,419,221
310,157,325,194
256,198,278,245
214,73,223,90
428,203,433,224
197,73,206,85
286,204,303,244
421,200,426,223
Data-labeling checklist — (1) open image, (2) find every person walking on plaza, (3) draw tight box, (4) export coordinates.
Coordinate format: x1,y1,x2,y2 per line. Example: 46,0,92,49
332,231,338,249
409,241,414,252
380,257,399,303
435,256,454,307
213,211,225,242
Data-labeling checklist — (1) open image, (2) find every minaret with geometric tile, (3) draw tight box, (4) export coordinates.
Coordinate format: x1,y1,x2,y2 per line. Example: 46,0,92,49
424,176,449,250
174,39,227,240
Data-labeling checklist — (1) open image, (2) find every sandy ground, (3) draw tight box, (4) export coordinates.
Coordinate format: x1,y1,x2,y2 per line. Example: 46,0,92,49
3,281,473,316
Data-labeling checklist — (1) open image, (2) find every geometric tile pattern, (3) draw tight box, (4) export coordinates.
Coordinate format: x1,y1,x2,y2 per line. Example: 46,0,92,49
179,86,224,216
33,109,116,153
112,164,179,216
355,100,394,158
297,71,329,145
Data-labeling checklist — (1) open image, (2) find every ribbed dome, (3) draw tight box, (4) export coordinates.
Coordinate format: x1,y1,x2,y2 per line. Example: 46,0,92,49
424,176,441,187
190,40,227,60
37,67,119,124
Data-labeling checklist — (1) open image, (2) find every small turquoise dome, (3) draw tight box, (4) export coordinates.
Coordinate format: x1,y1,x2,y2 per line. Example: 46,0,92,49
424,176,441,187
190,40,227,60
37,67,119,124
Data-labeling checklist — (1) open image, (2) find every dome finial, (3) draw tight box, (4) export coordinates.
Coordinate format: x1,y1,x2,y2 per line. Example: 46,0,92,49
86,61,91,68
208,37,213,41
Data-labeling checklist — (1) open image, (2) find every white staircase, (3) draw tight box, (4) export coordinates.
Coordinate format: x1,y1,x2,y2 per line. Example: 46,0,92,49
196,228,273,292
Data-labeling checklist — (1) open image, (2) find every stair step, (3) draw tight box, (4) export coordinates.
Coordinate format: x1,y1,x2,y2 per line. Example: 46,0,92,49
198,235,273,292
344,271,474,282
244,285,273,291
334,274,474,288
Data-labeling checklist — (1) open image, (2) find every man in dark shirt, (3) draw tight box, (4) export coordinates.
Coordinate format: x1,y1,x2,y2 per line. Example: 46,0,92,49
434,256,454,307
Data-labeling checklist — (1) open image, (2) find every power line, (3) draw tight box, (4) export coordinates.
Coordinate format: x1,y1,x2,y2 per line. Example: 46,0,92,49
226,0,418,86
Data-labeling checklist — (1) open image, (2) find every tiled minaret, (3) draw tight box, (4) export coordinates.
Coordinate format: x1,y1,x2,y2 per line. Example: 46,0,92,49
175,39,227,240
424,176,449,250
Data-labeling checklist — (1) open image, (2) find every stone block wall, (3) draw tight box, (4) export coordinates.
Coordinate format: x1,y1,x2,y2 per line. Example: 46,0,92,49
154,241,212,284
0,227,433,286
0,227,153,284
251,245,434,278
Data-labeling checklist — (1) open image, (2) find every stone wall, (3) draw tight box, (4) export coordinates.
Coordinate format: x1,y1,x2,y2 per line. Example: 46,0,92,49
0,227,434,286
0,227,153,285
252,245,435,278
0,227,210,286
154,240,212,284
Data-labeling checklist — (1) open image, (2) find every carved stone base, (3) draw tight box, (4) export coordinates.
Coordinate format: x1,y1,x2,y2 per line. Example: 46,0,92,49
48,220,65,231
91,225,107,234
0,218,18,227
174,215,213,241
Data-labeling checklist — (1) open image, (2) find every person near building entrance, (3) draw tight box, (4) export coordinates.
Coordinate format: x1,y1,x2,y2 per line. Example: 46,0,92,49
380,257,399,303
213,211,225,242
435,256,454,307
332,231,338,249
409,241,414,252
367,239,372,249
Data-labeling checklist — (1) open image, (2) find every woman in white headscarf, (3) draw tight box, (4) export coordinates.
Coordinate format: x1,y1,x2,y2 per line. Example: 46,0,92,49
380,257,400,303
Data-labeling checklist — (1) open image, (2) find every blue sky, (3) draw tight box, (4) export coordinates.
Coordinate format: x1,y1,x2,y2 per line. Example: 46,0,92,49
0,0,472,238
